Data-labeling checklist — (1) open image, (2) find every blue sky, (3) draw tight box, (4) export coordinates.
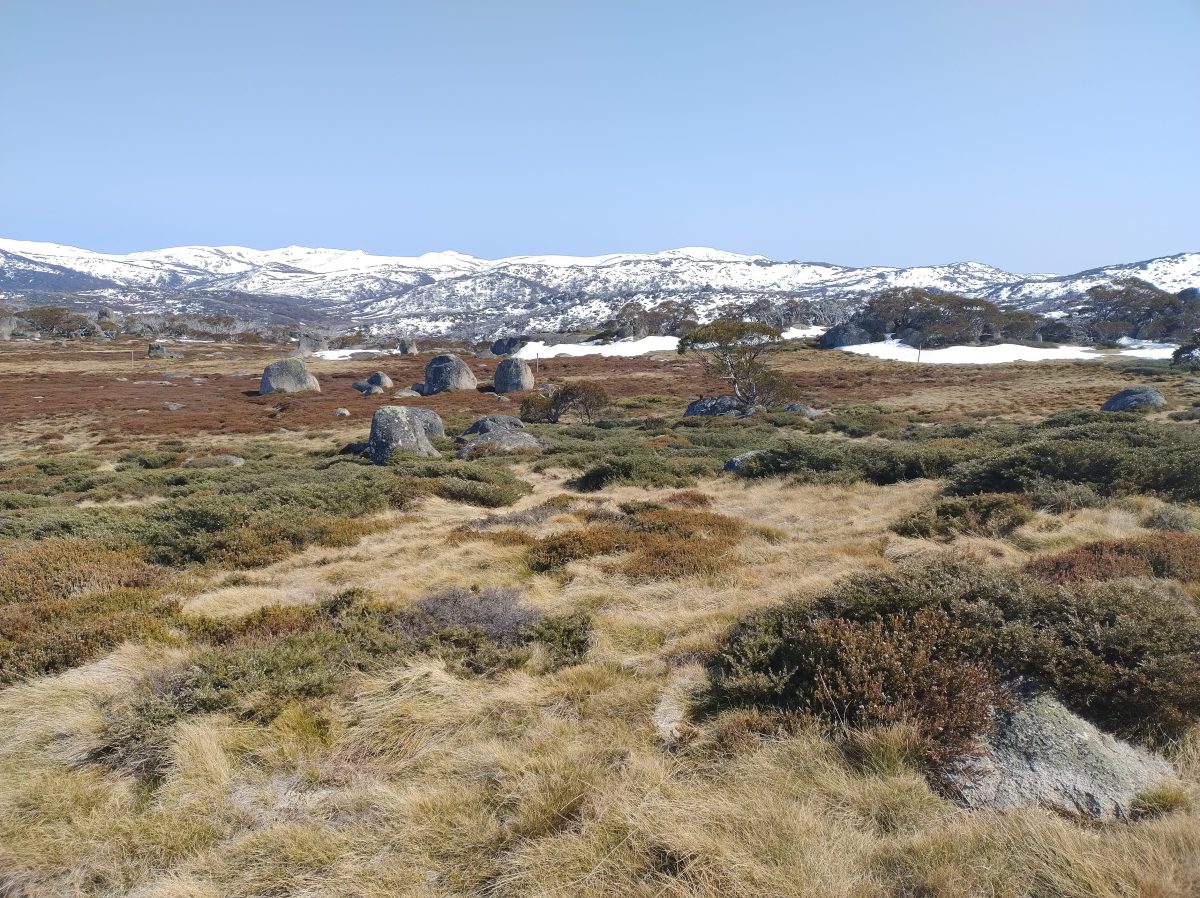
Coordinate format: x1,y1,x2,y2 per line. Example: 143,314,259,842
1,1,1197,272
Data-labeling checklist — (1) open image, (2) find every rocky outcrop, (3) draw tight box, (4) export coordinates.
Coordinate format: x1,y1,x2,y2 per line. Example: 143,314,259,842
422,354,477,394
368,406,442,463
1101,386,1166,412
493,357,534,393
684,395,739,417
259,358,320,394
945,694,1174,819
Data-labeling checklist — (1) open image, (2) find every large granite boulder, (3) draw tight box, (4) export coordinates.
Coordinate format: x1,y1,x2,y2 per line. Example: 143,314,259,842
684,395,739,417
423,354,477,394
945,694,1174,819
260,358,320,394
368,406,442,463
493,357,534,393
723,450,767,474
1101,386,1166,413
367,371,394,389
396,337,419,355
784,402,822,419
818,322,876,349
295,331,328,356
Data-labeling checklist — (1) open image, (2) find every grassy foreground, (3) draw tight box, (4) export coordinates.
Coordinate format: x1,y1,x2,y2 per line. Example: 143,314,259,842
1,343,1199,897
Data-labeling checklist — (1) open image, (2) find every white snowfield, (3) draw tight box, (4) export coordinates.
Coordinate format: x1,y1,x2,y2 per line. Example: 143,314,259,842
841,340,1179,365
512,332,1179,365
515,336,681,359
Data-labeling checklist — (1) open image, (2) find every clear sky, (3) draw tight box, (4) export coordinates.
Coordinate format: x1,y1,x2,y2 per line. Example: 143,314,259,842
1,1,1197,272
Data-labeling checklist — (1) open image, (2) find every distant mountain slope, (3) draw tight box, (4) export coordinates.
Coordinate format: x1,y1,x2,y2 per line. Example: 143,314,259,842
0,238,1195,338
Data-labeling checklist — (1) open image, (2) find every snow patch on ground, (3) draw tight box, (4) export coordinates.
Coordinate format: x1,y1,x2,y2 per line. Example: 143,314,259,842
311,348,402,360
515,336,681,359
781,325,827,340
840,340,1180,365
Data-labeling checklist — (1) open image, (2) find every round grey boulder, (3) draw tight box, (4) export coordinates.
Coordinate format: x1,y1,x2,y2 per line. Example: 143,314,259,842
367,371,394,389
360,384,385,396
493,357,534,393
684,395,739,417
147,342,181,360
423,354,478,394
396,337,419,355
490,336,525,356
818,322,875,349
333,407,351,417
1101,386,1165,412
368,406,442,463
456,428,542,460
260,358,321,394
393,388,421,398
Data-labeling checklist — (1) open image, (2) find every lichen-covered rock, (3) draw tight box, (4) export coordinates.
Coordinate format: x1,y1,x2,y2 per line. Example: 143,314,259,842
684,395,739,417
1101,386,1166,412
368,406,441,463
333,408,351,417
260,358,320,394
367,371,394,389
945,694,1174,819
456,428,542,460
493,357,534,393
458,415,524,442
396,337,419,355
422,354,477,394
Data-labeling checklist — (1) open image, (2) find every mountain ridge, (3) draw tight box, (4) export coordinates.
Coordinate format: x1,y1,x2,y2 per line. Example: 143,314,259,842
1,238,1196,339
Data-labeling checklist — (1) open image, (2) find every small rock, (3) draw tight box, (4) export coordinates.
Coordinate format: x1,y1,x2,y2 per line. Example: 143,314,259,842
182,454,245,468
784,402,822,419
163,401,185,412
458,414,525,442
490,336,525,356
1101,386,1166,412
333,407,351,417
393,388,421,398
723,450,767,474
456,428,542,460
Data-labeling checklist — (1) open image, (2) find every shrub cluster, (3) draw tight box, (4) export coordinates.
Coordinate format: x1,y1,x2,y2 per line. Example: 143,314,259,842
711,557,1200,751
1024,533,1200,584
892,493,1033,540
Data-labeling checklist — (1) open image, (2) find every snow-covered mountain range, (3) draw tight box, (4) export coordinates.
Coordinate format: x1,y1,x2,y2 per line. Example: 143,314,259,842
1,238,1197,338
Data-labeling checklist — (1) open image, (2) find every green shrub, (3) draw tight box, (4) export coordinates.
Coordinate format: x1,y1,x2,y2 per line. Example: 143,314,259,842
892,494,1033,540
712,557,1200,746
570,454,708,492
1143,504,1198,532
1024,533,1200,584
711,605,1012,768
732,438,964,484
530,612,592,669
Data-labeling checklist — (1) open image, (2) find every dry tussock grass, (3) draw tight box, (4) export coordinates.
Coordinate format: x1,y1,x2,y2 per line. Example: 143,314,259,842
2,347,1199,895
